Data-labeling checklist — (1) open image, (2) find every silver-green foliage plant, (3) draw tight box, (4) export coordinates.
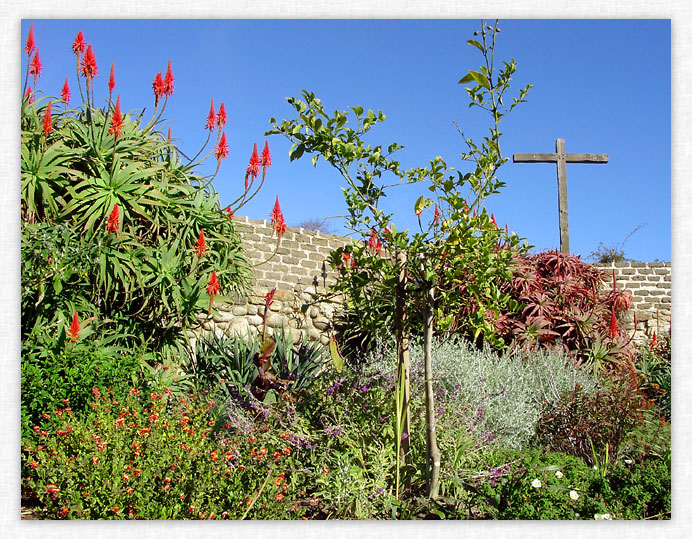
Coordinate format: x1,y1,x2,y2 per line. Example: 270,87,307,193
367,338,598,450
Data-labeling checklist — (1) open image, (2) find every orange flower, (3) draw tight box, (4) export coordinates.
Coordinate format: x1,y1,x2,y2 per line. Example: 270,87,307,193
108,96,124,140
106,203,119,234
217,102,227,128
25,23,36,56
195,229,207,257
61,78,71,103
108,62,116,95
163,60,174,97
216,132,229,161
245,143,260,186
205,98,216,131
269,196,287,245
42,101,52,137
261,140,272,169
29,49,42,82
80,44,98,86
67,312,80,342
72,31,86,55
152,72,165,106
207,270,221,297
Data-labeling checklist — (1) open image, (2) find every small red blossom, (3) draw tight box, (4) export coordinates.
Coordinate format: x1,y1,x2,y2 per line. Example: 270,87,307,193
650,331,658,348
112,506,120,514
108,95,124,140
25,24,36,56
491,213,498,227
108,62,116,95
207,270,221,297
195,229,207,257
367,228,382,256
217,102,227,128
245,143,260,186
261,140,272,168
80,44,98,85
205,98,216,130
29,460,38,469
269,196,287,244
265,288,276,308
210,450,219,461
215,132,229,161
152,72,165,106
46,484,59,499
608,308,619,339
72,31,86,55
61,78,71,103
42,101,53,137
106,203,119,234
163,60,174,97
29,50,42,82
225,207,234,220
24,87,34,104
91,456,98,466
67,312,80,342
434,204,441,224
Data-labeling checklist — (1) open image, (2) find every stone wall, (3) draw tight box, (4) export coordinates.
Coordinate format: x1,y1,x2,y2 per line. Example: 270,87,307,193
196,217,672,348
196,216,354,346
595,262,672,344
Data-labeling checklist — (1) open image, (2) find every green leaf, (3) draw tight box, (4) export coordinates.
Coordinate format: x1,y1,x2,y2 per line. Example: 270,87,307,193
328,334,344,373
466,39,485,53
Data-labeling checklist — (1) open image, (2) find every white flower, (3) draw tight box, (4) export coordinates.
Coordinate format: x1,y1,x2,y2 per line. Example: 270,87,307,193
574,513,580,519
570,490,579,501
531,478,542,489
594,514,602,520
602,513,612,520
555,471,564,479
625,459,633,465
593,465,598,471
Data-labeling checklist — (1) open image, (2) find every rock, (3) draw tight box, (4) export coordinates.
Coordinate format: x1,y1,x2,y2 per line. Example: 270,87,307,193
227,317,250,338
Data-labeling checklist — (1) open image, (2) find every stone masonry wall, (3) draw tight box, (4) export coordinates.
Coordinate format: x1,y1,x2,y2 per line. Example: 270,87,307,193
595,262,672,344
196,217,672,348
195,216,354,346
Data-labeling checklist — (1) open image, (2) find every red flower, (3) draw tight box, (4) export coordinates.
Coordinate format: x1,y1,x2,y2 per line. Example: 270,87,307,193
491,213,498,227
61,78,71,103
163,60,174,97
29,50,42,80
265,288,276,308
245,143,260,186
269,197,286,244
46,484,59,499
24,87,34,104
367,228,382,256
215,132,229,161
608,308,619,339
25,23,36,56
42,101,52,137
67,312,80,342
217,102,227,129
649,331,658,348
225,207,234,220
80,44,98,85
434,204,441,224
261,140,272,168
195,230,207,257
72,31,86,55
109,95,124,140
108,62,116,95
152,72,165,106
207,270,220,297
205,99,216,131
106,203,119,234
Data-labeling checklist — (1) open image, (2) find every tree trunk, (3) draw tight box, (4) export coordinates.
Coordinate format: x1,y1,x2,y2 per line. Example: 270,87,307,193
424,282,441,498
395,251,411,489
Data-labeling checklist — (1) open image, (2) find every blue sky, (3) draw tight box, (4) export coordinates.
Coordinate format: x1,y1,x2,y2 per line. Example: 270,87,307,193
20,19,671,262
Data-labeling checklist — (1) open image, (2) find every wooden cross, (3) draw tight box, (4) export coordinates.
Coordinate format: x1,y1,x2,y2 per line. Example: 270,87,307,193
513,138,608,253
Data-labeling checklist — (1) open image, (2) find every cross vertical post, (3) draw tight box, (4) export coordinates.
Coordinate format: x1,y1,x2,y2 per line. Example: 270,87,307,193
513,138,608,254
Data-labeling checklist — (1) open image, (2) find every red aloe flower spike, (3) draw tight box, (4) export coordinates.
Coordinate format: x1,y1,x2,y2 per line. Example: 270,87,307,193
217,102,227,129
269,197,286,245
61,78,71,103
80,44,98,87
25,23,36,56
106,203,120,234
108,63,116,96
608,308,619,339
72,31,86,55
167,127,172,142
434,204,441,224
650,331,658,348
29,50,42,83
265,288,276,308
152,72,165,107
195,230,207,258
109,95,124,140
207,270,221,297
205,99,216,131
24,86,34,104
67,312,81,342
491,213,497,227
42,101,53,137
163,60,174,97
261,140,272,169
225,207,234,220
270,196,282,226
245,143,260,184
215,132,229,161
